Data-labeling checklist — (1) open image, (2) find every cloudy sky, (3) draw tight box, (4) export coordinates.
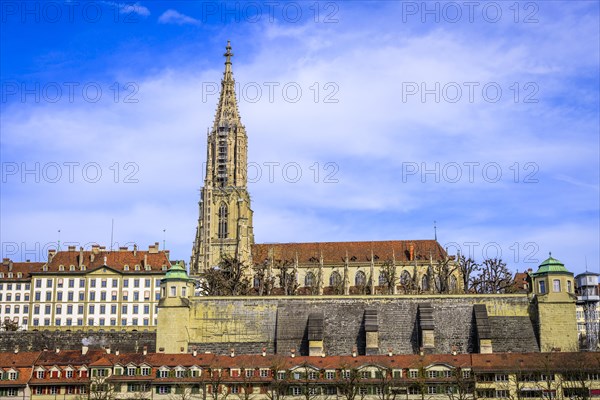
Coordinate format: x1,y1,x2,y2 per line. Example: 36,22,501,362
1,1,598,275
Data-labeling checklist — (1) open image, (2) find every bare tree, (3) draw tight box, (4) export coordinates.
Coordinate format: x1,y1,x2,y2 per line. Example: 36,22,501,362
443,368,475,400
0,319,20,331
472,258,514,294
198,256,252,296
266,357,290,400
378,261,397,295
253,261,276,296
275,261,298,296
84,375,117,400
288,363,323,400
336,364,366,400
457,255,480,294
202,367,230,400
431,258,459,294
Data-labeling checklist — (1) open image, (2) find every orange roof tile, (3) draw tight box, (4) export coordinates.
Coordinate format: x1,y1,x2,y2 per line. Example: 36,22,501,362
252,240,447,265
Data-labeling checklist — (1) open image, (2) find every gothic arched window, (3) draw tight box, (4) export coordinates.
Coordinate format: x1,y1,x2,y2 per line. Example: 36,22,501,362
305,272,315,287
330,271,342,287
218,203,228,239
355,271,367,287
449,276,458,293
378,272,386,286
400,271,411,285
421,275,429,291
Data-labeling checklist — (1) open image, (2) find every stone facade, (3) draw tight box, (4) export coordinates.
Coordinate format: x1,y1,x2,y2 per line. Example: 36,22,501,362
156,295,539,355
0,331,155,353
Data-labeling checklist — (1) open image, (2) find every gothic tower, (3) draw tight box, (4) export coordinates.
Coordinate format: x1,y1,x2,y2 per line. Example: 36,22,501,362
190,41,254,276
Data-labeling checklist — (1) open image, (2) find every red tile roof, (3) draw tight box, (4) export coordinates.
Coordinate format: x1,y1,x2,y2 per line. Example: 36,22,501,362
252,240,447,264
43,248,171,274
0,261,44,281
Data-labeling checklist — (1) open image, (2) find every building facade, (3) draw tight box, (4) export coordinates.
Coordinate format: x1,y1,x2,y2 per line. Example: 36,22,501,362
575,272,600,351
0,244,172,331
1,349,599,400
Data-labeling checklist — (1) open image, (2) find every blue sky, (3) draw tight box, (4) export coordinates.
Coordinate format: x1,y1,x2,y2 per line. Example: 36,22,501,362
1,1,598,276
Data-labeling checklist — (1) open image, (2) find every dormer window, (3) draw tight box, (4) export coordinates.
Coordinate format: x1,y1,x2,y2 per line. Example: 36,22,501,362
134,265,140,271
7,273,13,278
162,265,167,271
17,273,22,278
80,265,86,271
124,265,130,271
59,265,64,271
43,265,48,271
69,265,75,271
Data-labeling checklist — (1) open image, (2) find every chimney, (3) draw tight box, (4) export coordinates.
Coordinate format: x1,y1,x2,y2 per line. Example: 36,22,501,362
2,258,9,266
261,347,266,357
409,243,415,261
158,347,165,353
79,247,84,268
105,347,111,354
230,348,235,357
133,244,137,256
144,254,148,269
99,246,106,252
290,349,295,358
149,243,159,254
14,347,19,354
115,350,120,356
143,346,148,356
92,244,100,255
388,348,393,357
68,245,76,252
165,250,170,259
55,348,60,353
48,249,56,261
192,348,198,357
119,246,128,252
82,346,89,355
90,253,95,263
352,347,357,357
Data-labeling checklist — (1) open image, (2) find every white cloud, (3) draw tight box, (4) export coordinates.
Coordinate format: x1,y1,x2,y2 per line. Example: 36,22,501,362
101,1,150,17
158,9,200,26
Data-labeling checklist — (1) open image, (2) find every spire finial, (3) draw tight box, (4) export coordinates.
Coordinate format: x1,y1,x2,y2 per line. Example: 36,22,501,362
434,220,437,241
224,40,233,65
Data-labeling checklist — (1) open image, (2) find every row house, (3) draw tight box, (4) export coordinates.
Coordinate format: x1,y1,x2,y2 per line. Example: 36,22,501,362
0,244,172,331
1,350,599,400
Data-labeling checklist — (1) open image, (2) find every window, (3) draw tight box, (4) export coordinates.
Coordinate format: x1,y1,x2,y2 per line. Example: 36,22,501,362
230,385,239,394
112,279,118,288
553,279,561,292
144,305,150,314
495,374,508,381
133,292,139,301
428,371,437,378
305,272,315,287
8,372,18,380
56,305,62,315
68,292,74,301
124,280,129,288
128,367,136,376
57,292,63,301
330,271,342,287
290,387,301,396
111,305,117,314
100,292,106,301
245,369,254,378
567,280,572,292
101,279,107,288
145,279,151,288
133,305,139,314
141,367,151,376
44,305,51,314
362,371,372,379
66,370,73,378
326,371,335,379
159,370,169,378
79,279,85,287
539,280,546,294
409,370,419,378
355,271,366,286
462,370,471,379
35,279,41,288
89,305,95,314
79,292,85,301
89,292,95,301
90,279,96,288
260,369,269,378
218,203,228,238
69,279,75,288
134,279,140,288
170,287,176,297
122,305,128,314
37,370,45,379
34,292,41,301
100,305,106,314
45,292,52,301
78,305,84,314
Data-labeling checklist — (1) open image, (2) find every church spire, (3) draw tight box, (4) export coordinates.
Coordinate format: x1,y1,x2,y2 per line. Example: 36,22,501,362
214,40,241,130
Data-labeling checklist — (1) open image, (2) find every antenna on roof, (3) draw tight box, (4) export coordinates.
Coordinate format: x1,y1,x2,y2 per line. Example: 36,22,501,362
433,221,437,241
57,229,61,251
585,256,588,273
163,229,166,250
110,219,114,251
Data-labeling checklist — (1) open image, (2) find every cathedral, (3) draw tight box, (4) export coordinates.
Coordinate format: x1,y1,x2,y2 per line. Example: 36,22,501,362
190,42,461,296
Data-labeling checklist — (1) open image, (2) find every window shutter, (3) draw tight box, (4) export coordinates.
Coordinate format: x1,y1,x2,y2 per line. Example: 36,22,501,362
155,386,160,394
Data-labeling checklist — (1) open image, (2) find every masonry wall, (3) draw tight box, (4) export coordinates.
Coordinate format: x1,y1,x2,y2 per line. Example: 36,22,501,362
176,295,539,355
0,331,156,353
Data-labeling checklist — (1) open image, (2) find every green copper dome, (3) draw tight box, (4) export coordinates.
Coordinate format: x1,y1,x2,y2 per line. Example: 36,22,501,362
163,262,190,281
534,253,570,275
